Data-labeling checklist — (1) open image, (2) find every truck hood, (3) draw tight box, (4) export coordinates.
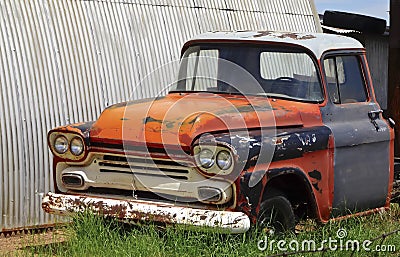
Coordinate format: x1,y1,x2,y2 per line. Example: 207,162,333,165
89,93,303,148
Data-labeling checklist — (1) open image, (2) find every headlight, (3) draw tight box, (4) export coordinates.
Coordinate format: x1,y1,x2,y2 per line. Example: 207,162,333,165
49,132,86,159
70,137,84,156
198,149,215,168
194,146,235,176
54,136,68,154
216,150,232,170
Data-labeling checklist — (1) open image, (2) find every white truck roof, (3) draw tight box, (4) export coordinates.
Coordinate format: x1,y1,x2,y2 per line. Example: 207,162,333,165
187,31,364,58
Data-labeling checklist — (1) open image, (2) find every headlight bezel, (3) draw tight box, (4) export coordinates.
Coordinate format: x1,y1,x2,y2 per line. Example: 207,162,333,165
193,145,236,176
48,132,87,161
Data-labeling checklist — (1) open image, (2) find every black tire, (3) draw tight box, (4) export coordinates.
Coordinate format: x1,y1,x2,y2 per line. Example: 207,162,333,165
257,195,296,233
323,10,387,34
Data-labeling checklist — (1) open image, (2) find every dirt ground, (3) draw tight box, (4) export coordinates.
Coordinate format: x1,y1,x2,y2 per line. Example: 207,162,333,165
0,229,66,256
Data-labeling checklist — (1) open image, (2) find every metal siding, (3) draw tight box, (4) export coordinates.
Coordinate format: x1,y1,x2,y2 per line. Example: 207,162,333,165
224,0,320,32
194,6,232,33
194,0,227,9
0,0,320,231
1,0,26,229
364,37,389,110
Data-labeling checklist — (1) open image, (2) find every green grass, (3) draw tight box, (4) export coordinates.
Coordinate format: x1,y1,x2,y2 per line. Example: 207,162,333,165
24,204,400,257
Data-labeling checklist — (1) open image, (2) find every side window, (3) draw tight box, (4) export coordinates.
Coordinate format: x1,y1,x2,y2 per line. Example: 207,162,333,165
323,55,368,104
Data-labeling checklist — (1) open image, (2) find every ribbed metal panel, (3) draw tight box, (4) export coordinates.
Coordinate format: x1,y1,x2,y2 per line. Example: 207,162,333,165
364,36,389,110
0,0,321,231
226,0,320,32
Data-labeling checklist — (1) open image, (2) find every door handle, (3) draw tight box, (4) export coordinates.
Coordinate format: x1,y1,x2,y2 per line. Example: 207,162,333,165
368,110,383,131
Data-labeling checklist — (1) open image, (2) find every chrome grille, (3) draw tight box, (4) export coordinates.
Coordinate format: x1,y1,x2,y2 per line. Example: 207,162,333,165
98,154,191,181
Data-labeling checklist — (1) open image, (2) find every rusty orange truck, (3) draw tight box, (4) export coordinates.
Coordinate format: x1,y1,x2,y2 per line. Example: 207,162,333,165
42,31,399,233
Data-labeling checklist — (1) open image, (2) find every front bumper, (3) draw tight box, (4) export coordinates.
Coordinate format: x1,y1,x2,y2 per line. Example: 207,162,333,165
42,193,251,233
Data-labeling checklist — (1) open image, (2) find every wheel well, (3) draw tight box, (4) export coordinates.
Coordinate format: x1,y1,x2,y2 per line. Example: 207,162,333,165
263,174,317,219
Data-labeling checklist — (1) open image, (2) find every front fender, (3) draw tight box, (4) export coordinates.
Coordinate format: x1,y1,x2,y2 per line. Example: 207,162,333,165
238,167,320,224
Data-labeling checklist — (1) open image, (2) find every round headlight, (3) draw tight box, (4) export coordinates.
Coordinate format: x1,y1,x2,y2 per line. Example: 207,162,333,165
70,137,84,156
198,149,215,168
54,136,68,154
216,150,232,170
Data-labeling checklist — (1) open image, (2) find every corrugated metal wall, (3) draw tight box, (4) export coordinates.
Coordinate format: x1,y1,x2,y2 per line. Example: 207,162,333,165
0,0,321,231
364,36,389,110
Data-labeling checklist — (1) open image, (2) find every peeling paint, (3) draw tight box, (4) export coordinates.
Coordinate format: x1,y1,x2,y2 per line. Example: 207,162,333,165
42,193,250,234
309,170,323,193
143,116,175,129
275,33,316,40
253,31,273,38
308,170,322,181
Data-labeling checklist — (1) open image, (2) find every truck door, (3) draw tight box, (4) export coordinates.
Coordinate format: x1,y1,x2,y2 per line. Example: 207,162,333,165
320,53,391,217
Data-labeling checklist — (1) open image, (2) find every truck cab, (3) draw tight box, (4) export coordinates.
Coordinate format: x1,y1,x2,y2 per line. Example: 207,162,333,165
42,31,395,233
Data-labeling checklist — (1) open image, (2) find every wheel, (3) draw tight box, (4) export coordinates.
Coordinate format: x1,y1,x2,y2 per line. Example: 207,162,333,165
257,195,296,233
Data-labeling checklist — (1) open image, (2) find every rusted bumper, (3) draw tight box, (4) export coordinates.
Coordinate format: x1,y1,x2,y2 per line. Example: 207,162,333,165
42,193,251,233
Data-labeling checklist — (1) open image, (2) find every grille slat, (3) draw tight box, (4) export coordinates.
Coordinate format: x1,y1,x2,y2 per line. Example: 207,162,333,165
103,155,189,167
99,160,190,172
99,154,192,181
99,169,189,181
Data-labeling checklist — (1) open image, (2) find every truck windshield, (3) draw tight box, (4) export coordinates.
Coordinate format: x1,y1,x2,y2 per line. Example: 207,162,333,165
173,44,323,102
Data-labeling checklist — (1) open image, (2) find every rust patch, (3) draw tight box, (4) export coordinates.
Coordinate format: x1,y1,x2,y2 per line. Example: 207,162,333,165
42,193,251,233
253,31,273,38
275,33,316,40
299,35,316,40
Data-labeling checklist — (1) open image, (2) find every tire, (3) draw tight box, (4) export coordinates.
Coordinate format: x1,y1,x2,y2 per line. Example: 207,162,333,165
257,195,296,233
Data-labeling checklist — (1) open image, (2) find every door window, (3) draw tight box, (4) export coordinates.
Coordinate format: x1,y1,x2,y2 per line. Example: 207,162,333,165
323,55,368,104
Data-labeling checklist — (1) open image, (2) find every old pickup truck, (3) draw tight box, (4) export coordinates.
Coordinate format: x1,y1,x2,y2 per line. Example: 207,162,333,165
42,31,399,233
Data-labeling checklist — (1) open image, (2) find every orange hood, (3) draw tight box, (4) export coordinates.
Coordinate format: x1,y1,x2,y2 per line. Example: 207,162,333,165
90,93,304,148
